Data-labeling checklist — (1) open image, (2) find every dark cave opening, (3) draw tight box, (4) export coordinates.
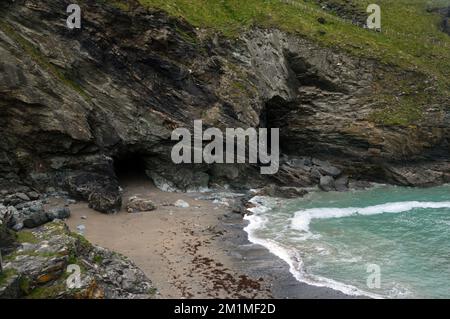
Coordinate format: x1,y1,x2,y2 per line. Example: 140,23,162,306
113,152,149,182
262,95,295,154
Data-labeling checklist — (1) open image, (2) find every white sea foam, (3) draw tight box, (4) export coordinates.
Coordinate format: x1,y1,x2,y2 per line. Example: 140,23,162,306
291,201,450,232
243,196,383,298
244,196,450,299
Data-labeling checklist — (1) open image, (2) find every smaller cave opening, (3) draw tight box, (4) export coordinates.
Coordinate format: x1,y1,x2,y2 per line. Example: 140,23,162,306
262,95,296,154
113,153,149,185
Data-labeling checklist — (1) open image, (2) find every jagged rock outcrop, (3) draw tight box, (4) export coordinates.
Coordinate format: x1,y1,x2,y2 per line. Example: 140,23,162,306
0,0,449,214
0,221,156,299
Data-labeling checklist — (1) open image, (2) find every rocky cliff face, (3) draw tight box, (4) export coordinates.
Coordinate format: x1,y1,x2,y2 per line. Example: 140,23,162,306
0,221,155,298
0,0,449,213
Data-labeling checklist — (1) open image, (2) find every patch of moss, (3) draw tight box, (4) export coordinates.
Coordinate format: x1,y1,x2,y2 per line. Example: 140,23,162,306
69,232,93,251
0,269,18,286
19,276,31,295
110,0,131,11
147,287,158,296
26,283,66,299
370,95,424,126
232,81,247,93
16,231,39,244
175,26,199,45
93,255,104,265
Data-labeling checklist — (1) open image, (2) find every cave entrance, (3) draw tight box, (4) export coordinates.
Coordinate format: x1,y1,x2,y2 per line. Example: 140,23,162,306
262,95,295,155
113,152,149,184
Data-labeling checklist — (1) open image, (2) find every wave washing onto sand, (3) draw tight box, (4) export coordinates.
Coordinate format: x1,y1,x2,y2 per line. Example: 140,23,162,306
244,197,450,298
243,196,383,298
291,201,450,232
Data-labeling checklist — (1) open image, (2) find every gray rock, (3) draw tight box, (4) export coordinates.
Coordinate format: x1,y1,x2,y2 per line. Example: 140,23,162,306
0,223,16,251
27,191,40,200
88,187,122,214
12,223,23,231
126,197,156,213
23,211,49,228
335,175,349,192
310,168,322,181
15,193,30,202
28,202,44,213
313,159,342,177
0,272,20,299
46,187,56,193
319,176,336,192
258,184,308,199
148,167,210,193
46,207,71,221
77,224,86,235
174,199,190,208
1,221,156,299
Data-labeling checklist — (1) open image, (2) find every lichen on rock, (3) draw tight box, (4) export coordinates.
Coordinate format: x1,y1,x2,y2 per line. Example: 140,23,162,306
0,221,156,299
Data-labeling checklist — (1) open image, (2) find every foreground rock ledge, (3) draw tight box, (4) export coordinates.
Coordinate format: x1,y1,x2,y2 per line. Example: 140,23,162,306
0,220,156,299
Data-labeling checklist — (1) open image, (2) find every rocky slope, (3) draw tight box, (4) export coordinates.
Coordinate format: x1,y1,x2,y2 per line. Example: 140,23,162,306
0,220,155,299
0,0,449,216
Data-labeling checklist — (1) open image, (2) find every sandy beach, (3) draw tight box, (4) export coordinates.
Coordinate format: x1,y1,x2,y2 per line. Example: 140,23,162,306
65,176,354,299
65,176,272,298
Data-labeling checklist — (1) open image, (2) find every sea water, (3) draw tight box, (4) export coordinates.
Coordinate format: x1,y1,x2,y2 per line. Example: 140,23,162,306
244,185,450,298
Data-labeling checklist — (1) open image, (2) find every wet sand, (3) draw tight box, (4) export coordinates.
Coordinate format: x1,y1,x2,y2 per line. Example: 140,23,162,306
65,176,355,299
65,176,272,298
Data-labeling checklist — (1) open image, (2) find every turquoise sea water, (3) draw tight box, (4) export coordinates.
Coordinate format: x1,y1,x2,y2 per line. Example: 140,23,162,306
244,185,450,298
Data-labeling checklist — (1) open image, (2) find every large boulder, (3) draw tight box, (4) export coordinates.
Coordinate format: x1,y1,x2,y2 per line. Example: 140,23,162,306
23,211,49,229
66,172,122,214
88,186,122,214
126,197,156,213
46,207,71,221
319,175,336,192
335,175,349,192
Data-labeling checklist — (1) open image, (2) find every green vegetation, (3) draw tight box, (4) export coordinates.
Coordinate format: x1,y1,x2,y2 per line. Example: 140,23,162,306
5,0,449,126
27,283,66,299
0,269,17,286
110,0,131,11
108,0,449,125
370,95,425,126
120,0,450,81
16,231,39,244
69,232,93,250
19,276,31,295
93,254,104,265
147,287,158,296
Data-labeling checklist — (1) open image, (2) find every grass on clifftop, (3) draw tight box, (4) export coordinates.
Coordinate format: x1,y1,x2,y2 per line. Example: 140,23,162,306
127,0,450,83
118,0,450,125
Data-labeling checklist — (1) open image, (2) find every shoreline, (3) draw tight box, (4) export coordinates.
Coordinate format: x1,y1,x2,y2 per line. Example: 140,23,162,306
218,211,360,299
64,176,359,299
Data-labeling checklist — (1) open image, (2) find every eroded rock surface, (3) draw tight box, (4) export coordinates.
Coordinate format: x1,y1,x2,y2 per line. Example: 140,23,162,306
0,221,156,299
0,0,449,215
